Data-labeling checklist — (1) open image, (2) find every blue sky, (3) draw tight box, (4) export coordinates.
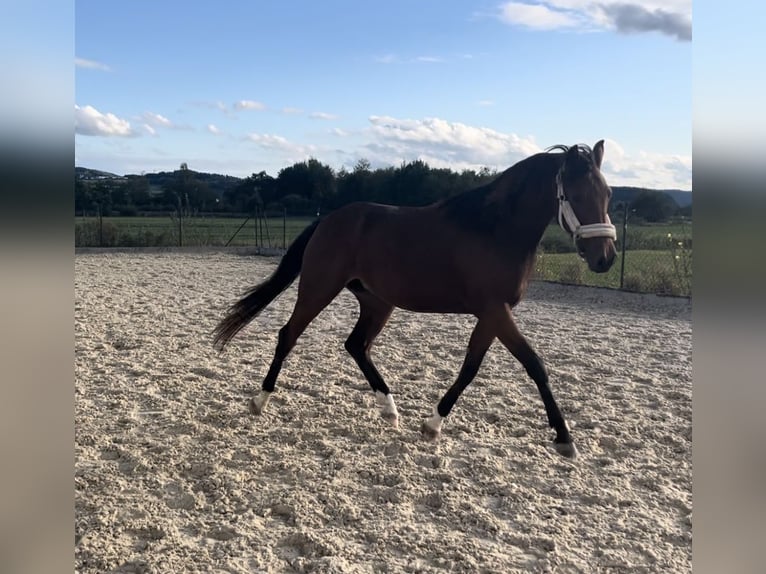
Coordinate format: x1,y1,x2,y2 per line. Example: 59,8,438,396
75,0,691,190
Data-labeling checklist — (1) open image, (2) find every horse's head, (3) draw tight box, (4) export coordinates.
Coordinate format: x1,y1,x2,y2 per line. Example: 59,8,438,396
556,140,617,273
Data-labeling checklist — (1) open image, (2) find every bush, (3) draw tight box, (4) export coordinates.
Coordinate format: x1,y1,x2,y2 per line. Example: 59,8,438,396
540,233,575,253
116,229,172,247
622,268,686,297
75,220,118,247
558,259,584,285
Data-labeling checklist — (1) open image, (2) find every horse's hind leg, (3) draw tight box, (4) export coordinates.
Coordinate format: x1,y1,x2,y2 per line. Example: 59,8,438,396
250,274,346,415
344,283,397,426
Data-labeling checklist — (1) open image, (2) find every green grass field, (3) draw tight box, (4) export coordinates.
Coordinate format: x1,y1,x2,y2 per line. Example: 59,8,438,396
540,219,691,252
534,249,691,296
75,215,691,296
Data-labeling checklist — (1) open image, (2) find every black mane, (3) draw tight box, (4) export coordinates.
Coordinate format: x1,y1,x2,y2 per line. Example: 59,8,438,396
546,143,596,178
440,148,551,232
440,144,597,236
439,180,498,233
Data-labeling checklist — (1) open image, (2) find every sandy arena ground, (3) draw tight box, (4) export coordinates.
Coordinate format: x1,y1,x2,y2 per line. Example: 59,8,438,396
75,252,692,573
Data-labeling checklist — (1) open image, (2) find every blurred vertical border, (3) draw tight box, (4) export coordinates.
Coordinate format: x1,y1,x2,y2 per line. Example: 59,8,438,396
693,1,766,573
0,2,74,573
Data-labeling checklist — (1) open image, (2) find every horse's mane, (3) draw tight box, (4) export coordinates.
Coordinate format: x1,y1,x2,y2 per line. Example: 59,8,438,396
440,144,596,235
545,143,596,178
438,180,498,232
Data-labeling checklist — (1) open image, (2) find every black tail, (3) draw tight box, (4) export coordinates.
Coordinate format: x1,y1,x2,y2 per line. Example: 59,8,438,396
212,219,320,351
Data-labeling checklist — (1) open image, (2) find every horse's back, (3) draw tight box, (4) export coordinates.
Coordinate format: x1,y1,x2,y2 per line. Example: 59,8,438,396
298,202,400,277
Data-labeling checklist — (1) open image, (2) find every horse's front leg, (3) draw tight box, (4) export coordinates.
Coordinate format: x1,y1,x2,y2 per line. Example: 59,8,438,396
421,318,495,439
494,305,577,459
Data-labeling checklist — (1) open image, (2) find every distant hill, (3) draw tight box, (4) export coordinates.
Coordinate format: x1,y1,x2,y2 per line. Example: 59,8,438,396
664,189,693,208
76,167,124,181
140,170,241,198
612,186,692,208
75,166,242,198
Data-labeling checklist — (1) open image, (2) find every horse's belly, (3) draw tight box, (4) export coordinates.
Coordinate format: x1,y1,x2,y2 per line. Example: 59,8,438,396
359,266,471,314
389,292,469,314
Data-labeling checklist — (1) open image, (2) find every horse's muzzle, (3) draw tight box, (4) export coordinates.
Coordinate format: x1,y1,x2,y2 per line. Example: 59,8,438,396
581,238,617,274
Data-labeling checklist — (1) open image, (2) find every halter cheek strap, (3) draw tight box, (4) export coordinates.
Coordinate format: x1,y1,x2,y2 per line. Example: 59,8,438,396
555,170,617,244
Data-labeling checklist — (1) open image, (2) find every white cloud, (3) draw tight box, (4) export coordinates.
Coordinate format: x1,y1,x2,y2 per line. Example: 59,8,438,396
496,1,692,41
142,112,172,127
415,56,443,63
361,116,690,188
365,115,540,171
565,137,691,188
477,99,495,107
245,133,316,158
499,2,580,29
246,133,290,147
331,128,350,137
143,124,156,136
75,57,110,71
374,54,397,64
138,111,193,132
310,112,339,120
282,107,304,115
233,99,266,111
189,100,230,114
600,142,692,189
75,104,134,137
207,124,222,135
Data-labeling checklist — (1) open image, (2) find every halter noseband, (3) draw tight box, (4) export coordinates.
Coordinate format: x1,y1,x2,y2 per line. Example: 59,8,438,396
555,167,617,248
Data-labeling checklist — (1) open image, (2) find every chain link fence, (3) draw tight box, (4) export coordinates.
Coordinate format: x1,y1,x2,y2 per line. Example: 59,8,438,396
534,217,691,297
75,212,691,297
75,210,315,250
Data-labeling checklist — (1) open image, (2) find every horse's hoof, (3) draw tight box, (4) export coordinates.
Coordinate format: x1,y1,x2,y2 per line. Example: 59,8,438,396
249,392,271,415
375,392,399,428
381,411,399,429
421,422,441,442
554,441,579,459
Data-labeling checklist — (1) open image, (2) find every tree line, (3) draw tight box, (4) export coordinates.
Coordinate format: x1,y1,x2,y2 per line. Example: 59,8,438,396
75,157,689,223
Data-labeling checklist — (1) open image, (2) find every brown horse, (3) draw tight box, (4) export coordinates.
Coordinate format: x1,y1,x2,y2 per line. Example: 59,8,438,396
214,141,617,459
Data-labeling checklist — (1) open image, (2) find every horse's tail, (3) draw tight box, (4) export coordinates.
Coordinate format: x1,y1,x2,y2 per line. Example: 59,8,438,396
212,219,320,351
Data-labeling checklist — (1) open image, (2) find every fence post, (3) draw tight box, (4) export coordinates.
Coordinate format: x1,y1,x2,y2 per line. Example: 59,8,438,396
253,208,260,251
262,210,272,248
177,196,183,247
258,206,264,248
619,202,628,289
98,204,103,247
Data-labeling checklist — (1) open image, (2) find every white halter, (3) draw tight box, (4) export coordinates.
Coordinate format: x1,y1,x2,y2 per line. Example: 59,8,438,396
555,168,617,246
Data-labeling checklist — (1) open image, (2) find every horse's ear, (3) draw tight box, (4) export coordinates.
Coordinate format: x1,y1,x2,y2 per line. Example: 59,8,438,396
593,140,605,169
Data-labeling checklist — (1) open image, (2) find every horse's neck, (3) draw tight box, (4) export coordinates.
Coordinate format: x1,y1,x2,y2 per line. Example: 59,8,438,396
495,163,558,258
505,208,554,261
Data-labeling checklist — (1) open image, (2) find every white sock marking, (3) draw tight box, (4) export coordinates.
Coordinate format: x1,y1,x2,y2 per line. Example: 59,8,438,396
424,407,443,434
253,391,272,412
374,391,399,420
